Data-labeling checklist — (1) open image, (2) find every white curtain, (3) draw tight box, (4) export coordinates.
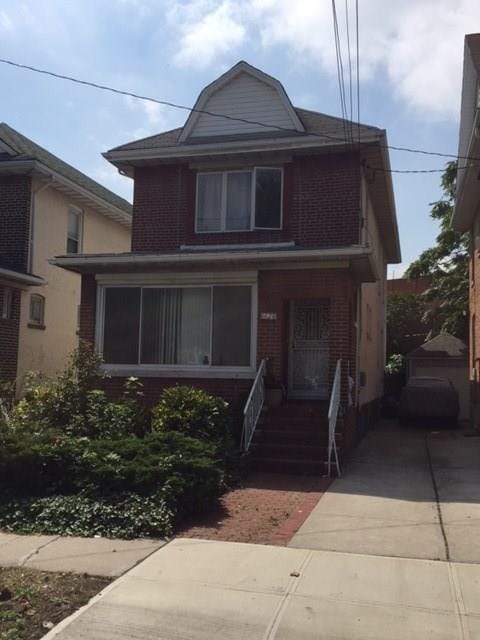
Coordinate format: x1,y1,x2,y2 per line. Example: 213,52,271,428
226,172,251,230
197,174,222,231
141,289,182,364
179,288,211,365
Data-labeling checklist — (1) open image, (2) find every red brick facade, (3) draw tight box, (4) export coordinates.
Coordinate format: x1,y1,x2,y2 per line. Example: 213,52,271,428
78,149,366,449
257,269,356,403
0,174,32,384
0,175,32,273
0,285,21,383
131,152,361,252
79,267,356,411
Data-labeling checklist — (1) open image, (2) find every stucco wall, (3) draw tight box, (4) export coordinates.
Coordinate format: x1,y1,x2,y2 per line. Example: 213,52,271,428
357,178,386,407
16,180,130,385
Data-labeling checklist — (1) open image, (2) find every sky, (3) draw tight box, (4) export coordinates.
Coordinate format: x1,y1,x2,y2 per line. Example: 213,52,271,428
0,0,476,276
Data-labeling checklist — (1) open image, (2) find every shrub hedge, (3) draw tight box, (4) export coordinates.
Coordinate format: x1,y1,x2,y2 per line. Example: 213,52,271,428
0,348,236,539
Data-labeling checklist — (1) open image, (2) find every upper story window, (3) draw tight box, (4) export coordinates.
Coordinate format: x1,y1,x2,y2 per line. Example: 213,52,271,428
1,287,13,320
67,208,82,254
196,167,282,233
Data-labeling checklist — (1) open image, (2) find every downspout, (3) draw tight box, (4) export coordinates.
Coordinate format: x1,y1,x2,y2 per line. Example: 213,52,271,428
28,176,54,273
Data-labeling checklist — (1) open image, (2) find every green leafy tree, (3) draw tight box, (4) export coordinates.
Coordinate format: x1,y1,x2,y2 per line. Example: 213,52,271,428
406,162,469,339
386,293,428,356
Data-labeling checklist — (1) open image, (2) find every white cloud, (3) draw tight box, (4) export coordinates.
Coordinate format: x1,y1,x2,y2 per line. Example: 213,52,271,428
255,0,478,120
0,9,13,32
123,95,168,130
167,0,477,120
168,0,246,70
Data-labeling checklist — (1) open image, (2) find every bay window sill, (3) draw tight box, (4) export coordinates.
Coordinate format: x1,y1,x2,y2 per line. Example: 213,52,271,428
102,364,256,379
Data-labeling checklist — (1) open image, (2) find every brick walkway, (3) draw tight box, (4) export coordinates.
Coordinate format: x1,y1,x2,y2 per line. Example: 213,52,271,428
176,473,331,545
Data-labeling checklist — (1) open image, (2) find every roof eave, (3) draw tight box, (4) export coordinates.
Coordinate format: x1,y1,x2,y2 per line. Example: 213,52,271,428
379,135,402,264
0,159,132,227
0,266,45,289
104,133,382,169
51,245,375,281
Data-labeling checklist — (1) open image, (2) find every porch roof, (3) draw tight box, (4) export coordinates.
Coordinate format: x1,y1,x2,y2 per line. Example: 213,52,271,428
50,244,377,282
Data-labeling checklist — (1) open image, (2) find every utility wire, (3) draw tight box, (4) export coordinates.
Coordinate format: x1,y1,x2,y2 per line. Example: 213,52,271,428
344,0,355,144
0,56,478,166
331,0,350,146
355,0,360,146
364,163,478,174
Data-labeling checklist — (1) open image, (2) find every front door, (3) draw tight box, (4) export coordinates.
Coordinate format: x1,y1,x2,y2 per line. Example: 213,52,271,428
288,300,329,399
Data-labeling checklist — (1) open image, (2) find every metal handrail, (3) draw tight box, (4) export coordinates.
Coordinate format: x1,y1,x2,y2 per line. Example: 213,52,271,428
327,359,342,477
241,359,267,452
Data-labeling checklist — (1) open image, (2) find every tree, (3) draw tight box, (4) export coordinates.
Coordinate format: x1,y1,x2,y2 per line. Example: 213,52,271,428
386,293,428,357
406,162,469,340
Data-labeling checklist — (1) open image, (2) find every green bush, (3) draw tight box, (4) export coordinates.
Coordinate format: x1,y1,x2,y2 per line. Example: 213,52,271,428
9,347,149,439
0,431,224,519
152,386,233,452
0,493,173,539
0,361,237,539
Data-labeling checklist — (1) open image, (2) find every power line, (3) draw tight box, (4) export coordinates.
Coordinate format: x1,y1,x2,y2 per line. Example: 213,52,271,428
331,0,350,145
355,0,360,146
364,163,479,174
344,0,355,144
0,56,478,166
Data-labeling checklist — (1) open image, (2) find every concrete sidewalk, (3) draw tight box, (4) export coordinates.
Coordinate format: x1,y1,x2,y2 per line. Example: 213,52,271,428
0,532,165,577
42,538,480,640
289,421,480,563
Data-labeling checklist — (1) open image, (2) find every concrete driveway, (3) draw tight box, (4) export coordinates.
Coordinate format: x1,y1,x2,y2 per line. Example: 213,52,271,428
42,421,480,639
290,420,480,562
43,538,480,640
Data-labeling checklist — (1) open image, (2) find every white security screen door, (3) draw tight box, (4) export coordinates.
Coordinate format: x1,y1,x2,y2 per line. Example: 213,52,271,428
288,300,330,399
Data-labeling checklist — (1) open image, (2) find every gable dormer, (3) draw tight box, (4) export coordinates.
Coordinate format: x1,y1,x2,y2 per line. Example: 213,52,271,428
179,61,305,141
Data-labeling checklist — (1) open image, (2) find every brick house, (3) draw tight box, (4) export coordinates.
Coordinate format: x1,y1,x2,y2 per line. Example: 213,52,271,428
53,62,400,471
0,125,131,387
452,33,480,427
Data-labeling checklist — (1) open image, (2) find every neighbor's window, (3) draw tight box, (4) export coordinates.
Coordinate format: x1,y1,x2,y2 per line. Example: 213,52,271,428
29,294,45,327
1,287,13,320
196,167,282,232
101,285,252,368
67,208,82,253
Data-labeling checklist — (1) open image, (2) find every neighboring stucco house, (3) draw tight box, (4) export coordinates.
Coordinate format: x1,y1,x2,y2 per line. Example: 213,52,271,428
452,33,480,426
0,124,131,387
54,62,400,471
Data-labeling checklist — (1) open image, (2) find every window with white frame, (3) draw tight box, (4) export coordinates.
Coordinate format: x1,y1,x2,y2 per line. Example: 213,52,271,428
100,284,253,368
67,208,82,254
196,167,282,232
1,287,13,320
29,293,45,327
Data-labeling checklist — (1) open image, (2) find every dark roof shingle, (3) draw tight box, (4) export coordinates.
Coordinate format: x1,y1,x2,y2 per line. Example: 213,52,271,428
0,123,132,215
108,107,381,153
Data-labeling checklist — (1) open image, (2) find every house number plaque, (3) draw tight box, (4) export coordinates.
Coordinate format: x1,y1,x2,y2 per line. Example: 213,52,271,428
261,312,277,320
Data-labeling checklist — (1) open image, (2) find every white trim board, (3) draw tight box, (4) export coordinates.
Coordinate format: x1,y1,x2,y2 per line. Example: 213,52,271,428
95,270,258,286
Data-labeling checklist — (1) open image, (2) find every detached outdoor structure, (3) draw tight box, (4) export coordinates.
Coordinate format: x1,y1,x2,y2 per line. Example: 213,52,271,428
405,334,469,421
53,61,401,474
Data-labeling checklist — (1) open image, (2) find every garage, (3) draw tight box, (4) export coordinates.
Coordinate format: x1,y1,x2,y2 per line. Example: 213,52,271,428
405,334,469,421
